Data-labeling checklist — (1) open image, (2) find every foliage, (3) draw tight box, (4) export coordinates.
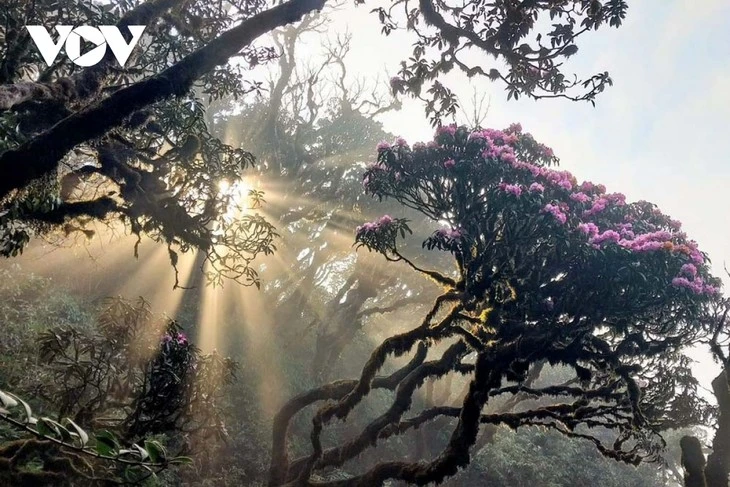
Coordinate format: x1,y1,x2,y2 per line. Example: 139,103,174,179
36,296,236,440
0,293,237,485
460,426,665,487
0,387,192,485
382,0,629,122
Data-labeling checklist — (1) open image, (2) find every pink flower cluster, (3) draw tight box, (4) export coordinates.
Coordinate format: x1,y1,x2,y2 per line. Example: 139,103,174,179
543,170,574,191
356,215,394,236
436,124,457,137
542,204,567,224
576,220,717,295
570,192,591,203
444,158,456,169
529,183,544,193
436,227,463,240
672,276,719,295
469,128,519,146
377,141,391,151
590,229,621,245
162,331,188,346
499,183,523,197
583,197,609,217
577,222,599,237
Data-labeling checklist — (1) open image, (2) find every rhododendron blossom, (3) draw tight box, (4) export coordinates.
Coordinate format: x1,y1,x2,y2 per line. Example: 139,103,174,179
357,124,722,299
499,183,523,197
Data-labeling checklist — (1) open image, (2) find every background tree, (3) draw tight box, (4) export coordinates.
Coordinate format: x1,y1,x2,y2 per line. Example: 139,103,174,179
0,293,231,484
679,298,730,487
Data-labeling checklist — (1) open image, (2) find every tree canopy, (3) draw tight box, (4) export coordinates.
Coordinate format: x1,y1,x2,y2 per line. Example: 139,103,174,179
0,0,630,287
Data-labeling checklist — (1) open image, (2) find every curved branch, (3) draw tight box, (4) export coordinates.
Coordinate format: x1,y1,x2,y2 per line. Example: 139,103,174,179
0,0,327,201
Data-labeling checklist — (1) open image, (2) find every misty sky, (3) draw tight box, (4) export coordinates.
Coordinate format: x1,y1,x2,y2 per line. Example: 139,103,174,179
325,0,730,386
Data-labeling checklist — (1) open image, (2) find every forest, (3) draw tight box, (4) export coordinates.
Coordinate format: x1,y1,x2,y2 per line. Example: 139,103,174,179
0,0,728,486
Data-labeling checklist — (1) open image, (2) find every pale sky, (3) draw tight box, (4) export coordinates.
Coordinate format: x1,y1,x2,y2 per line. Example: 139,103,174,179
323,0,730,387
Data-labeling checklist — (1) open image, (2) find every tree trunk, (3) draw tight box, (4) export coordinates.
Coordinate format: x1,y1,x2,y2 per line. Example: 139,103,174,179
682,435,707,487
706,370,730,487
681,368,730,487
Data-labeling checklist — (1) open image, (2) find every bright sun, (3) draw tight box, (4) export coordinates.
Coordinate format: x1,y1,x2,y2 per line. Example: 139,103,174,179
217,178,251,222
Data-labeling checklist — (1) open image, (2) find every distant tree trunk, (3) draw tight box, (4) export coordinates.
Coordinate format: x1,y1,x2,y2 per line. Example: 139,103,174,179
682,436,707,487
706,370,730,487
681,368,730,487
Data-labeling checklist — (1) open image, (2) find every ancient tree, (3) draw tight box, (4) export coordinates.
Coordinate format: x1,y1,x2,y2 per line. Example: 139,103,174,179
270,124,721,486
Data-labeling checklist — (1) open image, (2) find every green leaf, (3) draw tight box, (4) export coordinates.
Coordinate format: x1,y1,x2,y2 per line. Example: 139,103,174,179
38,418,73,442
36,418,56,437
144,440,166,464
64,418,89,446
169,456,193,465
95,430,120,456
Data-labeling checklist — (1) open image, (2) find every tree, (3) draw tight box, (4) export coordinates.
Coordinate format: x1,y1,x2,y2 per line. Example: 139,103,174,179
679,299,730,487
0,0,630,286
269,124,721,486
0,296,231,484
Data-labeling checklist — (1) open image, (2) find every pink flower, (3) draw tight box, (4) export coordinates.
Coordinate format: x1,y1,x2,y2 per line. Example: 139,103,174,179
577,222,599,237
395,137,408,147
444,158,456,169
500,151,517,164
672,277,706,294
590,230,621,245
570,192,590,203
632,241,664,252
437,227,463,240
704,285,721,295
542,204,567,224
679,263,697,278
377,141,391,151
500,183,522,197
468,131,487,142
356,221,379,235
436,124,457,137
605,193,626,206
529,183,544,193
176,332,188,346
583,198,609,217
378,215,394,226
162,333,173,344
507,123,522,134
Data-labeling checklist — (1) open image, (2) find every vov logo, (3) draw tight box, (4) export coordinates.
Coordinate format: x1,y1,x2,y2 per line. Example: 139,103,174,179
26,25,146,67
